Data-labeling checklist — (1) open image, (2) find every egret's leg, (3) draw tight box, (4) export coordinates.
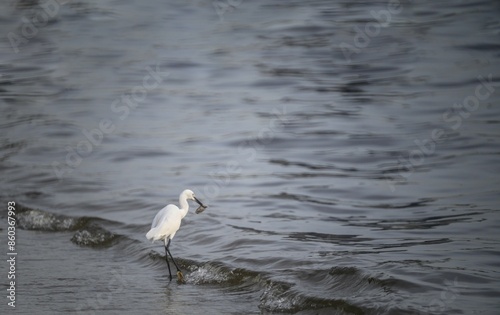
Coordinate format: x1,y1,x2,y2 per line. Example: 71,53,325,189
164,243,173,281
166,239,184,282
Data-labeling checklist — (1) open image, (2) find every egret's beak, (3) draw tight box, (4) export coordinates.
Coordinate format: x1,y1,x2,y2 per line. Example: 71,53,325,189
194,196,205,207
194,197,207,214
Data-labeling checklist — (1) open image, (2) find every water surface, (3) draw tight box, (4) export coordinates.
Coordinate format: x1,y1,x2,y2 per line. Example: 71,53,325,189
1,0,499,314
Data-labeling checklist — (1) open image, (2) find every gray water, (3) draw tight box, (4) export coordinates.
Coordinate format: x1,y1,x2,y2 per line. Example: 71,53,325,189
1,0,500,314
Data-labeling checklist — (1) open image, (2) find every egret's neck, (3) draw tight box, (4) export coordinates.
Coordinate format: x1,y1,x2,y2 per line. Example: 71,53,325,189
179,195,189,218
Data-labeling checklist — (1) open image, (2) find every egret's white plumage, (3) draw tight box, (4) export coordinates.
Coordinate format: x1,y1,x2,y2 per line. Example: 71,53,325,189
146,204,183,242
146,189,207,282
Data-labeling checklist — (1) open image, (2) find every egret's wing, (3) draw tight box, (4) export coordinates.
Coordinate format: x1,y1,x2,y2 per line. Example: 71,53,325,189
146,204,180,242
151,204,176,229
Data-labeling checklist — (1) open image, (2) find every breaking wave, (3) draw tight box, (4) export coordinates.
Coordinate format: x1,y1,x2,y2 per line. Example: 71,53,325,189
14,204,118,248
71,225,118,248
145,251,396,314
16,205,89,231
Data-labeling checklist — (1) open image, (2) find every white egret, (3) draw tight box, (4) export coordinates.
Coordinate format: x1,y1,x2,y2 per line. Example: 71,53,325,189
146,189,207,282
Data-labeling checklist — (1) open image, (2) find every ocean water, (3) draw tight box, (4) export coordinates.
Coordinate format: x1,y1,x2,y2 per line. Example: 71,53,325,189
1,0,499,314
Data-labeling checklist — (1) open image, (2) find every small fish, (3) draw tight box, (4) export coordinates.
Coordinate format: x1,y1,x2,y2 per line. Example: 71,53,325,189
195,204,207,214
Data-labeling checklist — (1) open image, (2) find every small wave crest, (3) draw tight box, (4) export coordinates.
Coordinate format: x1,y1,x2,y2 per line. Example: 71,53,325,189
15,204,118,248
258,278,367,314
148,253,369,314
16,206,89,231
184,263,407,313
186,263,261,286
71,226,118,248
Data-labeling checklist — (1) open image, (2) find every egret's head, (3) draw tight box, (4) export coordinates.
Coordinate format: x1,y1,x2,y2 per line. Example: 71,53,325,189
182,189,207,210
183,189,196,200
